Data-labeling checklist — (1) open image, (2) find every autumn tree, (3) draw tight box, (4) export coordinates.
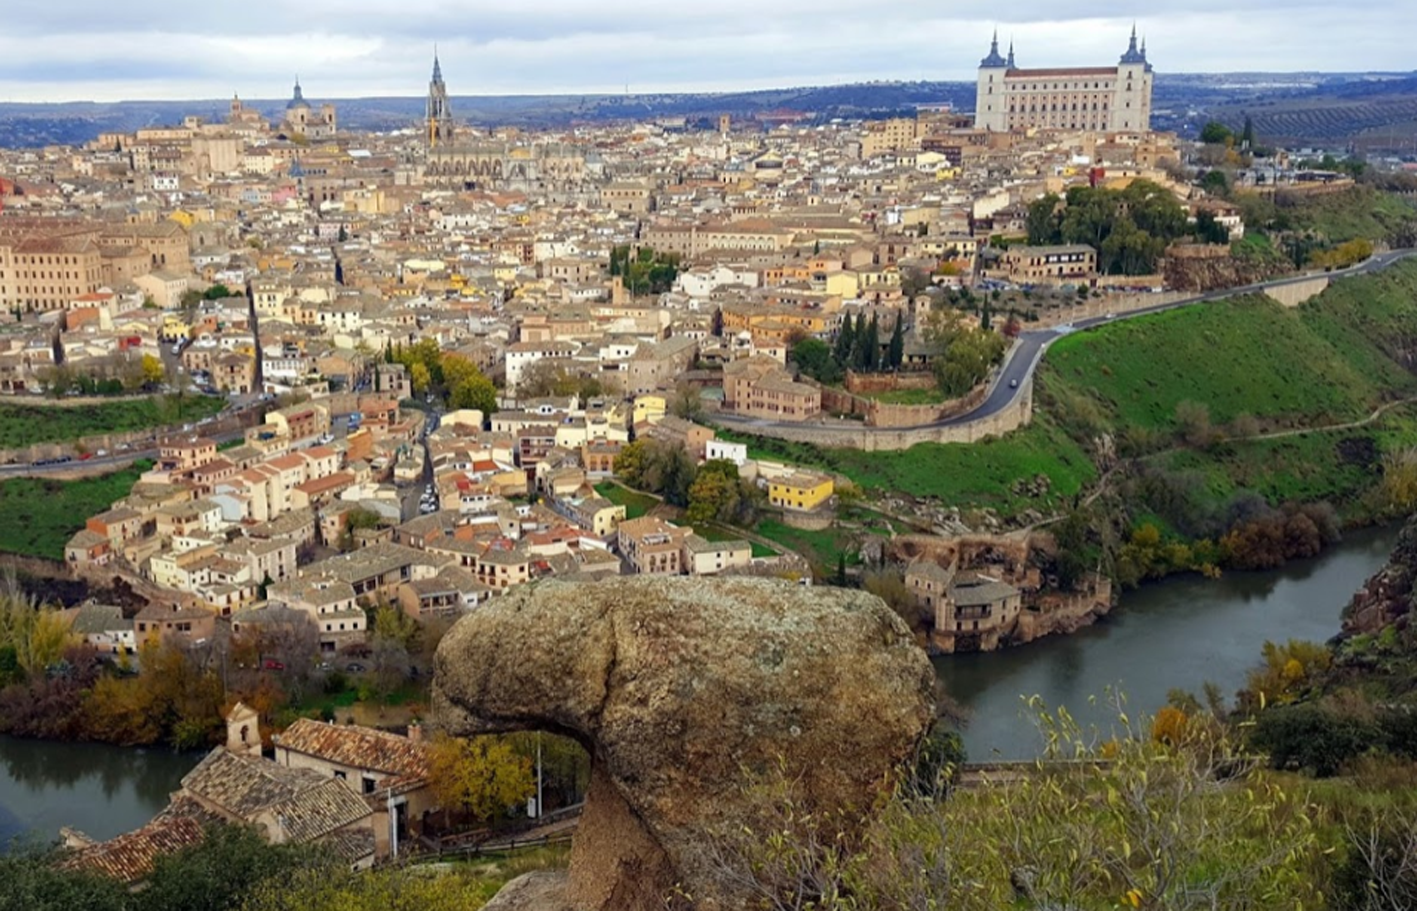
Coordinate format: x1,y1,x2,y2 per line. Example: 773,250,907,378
140,353,166,389
409,361,432,396
447,372,497,414
427,733,534,822
685,459,753,526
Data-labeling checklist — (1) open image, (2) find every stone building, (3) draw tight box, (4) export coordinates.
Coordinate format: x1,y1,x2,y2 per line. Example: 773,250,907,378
974,27,1153,133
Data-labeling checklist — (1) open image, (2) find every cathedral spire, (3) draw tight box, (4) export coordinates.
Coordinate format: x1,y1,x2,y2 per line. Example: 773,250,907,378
980,27,1007,68
432,44,442,83
1006,38,1015,69
1120,24,1146,65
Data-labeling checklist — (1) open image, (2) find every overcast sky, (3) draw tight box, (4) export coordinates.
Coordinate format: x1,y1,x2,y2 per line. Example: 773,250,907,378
1,1,1412,103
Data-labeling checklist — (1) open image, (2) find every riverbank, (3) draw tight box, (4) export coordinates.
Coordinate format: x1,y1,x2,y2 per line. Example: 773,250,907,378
0,734,198,844
935,522,1400,759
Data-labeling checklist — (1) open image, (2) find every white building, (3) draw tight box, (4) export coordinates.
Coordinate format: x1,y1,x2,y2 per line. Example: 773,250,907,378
974,28,1153,133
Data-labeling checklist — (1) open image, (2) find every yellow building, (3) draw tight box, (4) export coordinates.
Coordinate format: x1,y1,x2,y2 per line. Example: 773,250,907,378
162,315,191,341
633,394,667,426
768,471,834,513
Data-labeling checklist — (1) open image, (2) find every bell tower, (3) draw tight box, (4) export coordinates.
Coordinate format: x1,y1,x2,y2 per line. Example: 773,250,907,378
225,701,261,757
427,51,454,147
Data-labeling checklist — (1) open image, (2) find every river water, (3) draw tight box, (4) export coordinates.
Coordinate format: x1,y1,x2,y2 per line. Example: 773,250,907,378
0,736,198,845
0,526,1397,843
934,523,1400,760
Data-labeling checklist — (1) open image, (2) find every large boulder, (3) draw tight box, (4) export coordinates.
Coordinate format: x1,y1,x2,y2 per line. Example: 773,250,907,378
432,576,934,911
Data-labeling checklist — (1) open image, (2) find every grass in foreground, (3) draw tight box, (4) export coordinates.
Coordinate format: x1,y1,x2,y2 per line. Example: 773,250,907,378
0,395,225,449
0,465,147,560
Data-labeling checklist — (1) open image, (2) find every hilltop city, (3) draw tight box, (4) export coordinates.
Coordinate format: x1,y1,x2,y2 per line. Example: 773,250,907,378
2,24,1417,909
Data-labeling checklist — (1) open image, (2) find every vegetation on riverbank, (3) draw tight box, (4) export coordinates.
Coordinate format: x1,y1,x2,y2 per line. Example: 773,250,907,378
0,463,151,560
0,396,225,450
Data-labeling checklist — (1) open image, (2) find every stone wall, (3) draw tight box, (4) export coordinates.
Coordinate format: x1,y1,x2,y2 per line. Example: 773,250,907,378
721,378,1032,452
1264,276,1330,308
1030,289,1191,329
820,377,989,429
0,404,265,466
844,370,936,395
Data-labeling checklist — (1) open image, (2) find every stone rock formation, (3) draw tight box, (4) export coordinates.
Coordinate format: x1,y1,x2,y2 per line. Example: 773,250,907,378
1343,517,1417,638
432,576,934,911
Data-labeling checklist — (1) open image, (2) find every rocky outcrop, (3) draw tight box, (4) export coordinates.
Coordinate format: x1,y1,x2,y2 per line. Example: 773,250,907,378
432,576,934,911
1342,519,1417,638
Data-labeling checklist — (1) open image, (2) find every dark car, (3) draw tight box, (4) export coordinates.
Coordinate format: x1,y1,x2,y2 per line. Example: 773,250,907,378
345,663,367,674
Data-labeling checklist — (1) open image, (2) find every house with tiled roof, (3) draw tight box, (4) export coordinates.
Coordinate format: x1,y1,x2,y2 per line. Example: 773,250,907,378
174,747,377,867
272,718,434,857
60,816,206,885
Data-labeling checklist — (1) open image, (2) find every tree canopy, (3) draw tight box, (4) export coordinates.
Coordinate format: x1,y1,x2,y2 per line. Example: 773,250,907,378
1025,180,1187,276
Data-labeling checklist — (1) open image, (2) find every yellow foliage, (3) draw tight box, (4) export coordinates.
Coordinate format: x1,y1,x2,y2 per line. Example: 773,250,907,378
427,733,534,822
1151,706,1189,746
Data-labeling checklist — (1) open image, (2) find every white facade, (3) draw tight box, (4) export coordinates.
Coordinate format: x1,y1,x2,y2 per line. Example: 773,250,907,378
705,440,748,467
974,29,1153,134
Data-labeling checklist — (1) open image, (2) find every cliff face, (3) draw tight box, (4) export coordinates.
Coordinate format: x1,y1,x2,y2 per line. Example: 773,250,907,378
1163,254,1290,292
1342,519,1417,638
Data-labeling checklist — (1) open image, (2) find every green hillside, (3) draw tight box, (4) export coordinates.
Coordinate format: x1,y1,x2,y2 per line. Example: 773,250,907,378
1043,259,1417,436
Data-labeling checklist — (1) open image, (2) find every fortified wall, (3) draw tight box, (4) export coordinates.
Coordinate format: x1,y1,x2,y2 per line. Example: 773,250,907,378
722,377,1032,451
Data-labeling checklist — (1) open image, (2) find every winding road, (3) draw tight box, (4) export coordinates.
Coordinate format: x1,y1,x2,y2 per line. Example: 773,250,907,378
715,249,1417,435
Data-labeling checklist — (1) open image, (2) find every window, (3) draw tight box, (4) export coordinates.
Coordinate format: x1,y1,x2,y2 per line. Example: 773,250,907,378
363,777,376,794
335,770,347,780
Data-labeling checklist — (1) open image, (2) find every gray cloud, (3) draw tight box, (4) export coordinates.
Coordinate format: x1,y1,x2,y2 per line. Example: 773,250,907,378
1,3,1413,102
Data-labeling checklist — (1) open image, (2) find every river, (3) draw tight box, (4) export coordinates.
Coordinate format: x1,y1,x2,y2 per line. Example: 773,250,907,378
934,523,1399,760
0,736,198,845
0,526,1397,843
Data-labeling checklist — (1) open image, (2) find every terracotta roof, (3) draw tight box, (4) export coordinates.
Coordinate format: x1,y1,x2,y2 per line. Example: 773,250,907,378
316,825,377,863
1007,66,1118,77
180,748,371,841
61,816,206,883
275,718,429,779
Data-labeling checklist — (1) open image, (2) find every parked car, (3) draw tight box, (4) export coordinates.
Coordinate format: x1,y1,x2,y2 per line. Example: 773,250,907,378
262,659,285,671
345,663,367,674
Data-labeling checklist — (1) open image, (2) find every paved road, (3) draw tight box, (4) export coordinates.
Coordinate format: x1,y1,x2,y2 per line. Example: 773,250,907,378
716,249,1417,435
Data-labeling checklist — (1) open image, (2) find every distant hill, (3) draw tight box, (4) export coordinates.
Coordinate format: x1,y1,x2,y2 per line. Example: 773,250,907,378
0,72,1414,150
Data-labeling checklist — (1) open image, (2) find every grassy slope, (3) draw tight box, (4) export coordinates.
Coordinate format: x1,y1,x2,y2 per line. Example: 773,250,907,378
1042,259,1417,521
593,481,658,519
722,259,1417,525
1043,294,1401,432
0,466,146,560
0,396,225,449
1286,185,1417,243
720,417,1096,514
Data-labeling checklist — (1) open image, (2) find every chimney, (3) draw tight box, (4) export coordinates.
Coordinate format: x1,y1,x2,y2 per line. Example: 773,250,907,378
407,721,422,744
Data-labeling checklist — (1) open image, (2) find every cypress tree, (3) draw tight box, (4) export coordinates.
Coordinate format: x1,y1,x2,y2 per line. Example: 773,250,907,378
887,316,904,369
860,313,880,372
834,312,855,367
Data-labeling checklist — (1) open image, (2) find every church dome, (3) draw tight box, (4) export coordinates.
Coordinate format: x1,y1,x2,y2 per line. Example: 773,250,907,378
286,79,311,111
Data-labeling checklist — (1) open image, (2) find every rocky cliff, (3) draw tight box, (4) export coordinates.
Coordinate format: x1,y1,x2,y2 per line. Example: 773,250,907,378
1342,519,1417,639
432,576,934,911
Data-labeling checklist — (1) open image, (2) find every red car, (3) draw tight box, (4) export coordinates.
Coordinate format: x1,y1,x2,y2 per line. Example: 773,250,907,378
262,659,285,671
